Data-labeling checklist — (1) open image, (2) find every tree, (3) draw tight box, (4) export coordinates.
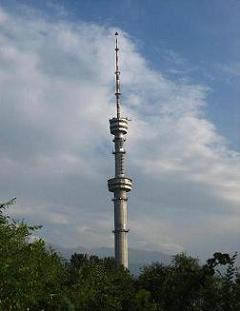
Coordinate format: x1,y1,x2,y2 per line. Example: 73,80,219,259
0,200,68,310
1,200,240,310
137,252,240,311
65,253,135,311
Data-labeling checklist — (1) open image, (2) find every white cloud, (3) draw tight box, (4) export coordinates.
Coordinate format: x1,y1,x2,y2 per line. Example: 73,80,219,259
217,62,240,77
0,5,239,256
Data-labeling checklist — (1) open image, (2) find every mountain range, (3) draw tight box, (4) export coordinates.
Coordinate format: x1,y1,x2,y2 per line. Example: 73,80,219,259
51,245,173,274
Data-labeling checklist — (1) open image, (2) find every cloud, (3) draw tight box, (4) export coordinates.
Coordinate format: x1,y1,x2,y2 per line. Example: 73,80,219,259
217,62,240,77
0,5,239,257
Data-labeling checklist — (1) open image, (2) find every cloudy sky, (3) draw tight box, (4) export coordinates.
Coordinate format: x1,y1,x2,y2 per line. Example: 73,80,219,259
0,0,239,259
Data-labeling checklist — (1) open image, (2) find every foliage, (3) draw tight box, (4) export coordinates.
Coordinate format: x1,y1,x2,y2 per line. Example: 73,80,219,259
0,199,67,310
65,253,135,310
0,201,240,310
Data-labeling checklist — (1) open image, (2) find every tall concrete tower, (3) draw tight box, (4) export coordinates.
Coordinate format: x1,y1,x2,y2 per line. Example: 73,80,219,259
108,33,133,269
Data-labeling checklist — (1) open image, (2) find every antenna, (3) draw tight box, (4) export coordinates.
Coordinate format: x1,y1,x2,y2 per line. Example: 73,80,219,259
115,32,121,119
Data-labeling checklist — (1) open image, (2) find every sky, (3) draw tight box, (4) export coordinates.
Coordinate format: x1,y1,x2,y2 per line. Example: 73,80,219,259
0,0,239,259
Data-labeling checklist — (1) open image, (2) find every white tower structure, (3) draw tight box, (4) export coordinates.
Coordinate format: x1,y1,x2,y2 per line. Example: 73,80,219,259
108,33,133,268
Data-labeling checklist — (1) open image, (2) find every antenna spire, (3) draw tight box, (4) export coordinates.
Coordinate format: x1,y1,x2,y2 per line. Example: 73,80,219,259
115,32,121,119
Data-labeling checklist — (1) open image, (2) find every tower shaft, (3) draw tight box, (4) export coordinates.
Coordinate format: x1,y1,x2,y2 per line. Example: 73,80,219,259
108,33,132,268
108,119,132,268
113,190,128,266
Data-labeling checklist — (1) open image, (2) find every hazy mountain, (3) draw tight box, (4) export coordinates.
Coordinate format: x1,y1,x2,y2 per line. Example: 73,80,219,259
51,245,173,274
51,245,240,274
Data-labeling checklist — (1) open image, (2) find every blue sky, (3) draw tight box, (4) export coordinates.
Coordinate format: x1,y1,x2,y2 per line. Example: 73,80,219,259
3,0,239,150
0,0,239,258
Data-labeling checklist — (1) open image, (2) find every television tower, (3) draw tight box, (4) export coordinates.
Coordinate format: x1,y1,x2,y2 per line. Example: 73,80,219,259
108,33,133,268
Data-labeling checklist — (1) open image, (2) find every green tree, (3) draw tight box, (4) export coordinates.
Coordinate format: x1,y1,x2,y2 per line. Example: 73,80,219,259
137,253,235,311
66,253,135,311
1,199,240,311
0,199,69,310
134,289,157,311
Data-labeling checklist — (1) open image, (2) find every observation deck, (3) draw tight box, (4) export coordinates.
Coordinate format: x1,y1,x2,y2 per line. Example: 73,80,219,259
109,117,128,135
108,177,133,192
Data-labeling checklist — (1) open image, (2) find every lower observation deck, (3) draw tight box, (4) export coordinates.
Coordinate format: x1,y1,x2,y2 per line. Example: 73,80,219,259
108,177,133,192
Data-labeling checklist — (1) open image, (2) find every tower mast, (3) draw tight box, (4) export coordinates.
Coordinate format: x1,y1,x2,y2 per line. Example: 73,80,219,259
115,32,121,119
108,33,133,268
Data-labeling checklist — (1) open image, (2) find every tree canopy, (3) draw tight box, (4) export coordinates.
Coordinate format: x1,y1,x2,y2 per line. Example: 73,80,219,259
0,201,239,310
